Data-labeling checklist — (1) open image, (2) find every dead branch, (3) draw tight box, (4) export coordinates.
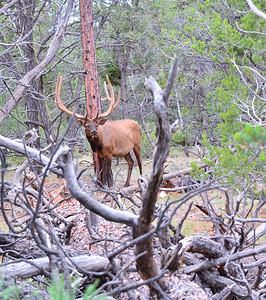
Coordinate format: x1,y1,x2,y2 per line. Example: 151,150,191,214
183,243,266,274
58,148,138,226
246,0,266,21
0,0,19,15
0,134,63,175
133,57,179,294
0,0,75,123
121,162,208,194
1,255,109,279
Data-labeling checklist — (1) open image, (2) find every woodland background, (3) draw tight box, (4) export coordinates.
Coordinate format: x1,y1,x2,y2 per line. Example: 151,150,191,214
0,0,265,299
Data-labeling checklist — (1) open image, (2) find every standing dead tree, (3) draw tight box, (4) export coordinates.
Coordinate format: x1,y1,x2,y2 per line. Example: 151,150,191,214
132,57,179,295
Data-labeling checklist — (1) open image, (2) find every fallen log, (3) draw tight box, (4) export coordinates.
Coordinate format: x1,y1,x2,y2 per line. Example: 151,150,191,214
0,255,109,279
121,163,208,194
162,163,207,181
199,270,253,299
247,223,266,243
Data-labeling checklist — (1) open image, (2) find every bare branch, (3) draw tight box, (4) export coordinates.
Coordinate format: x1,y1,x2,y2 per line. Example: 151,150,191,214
57,148,137,227
0,134,62,175
246,0,266,21
1,255,109,279
0,0,75,123
0,0,19,15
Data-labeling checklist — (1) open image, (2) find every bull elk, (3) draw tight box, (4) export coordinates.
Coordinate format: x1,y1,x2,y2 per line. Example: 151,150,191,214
55,75,142,187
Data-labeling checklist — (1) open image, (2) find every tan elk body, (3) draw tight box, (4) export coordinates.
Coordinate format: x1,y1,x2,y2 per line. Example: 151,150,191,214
55,75,142,187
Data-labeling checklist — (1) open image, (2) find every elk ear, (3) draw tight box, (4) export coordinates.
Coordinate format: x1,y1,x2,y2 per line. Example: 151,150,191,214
98,119,107,125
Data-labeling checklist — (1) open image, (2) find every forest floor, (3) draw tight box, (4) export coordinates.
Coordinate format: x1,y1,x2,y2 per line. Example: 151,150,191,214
49,148,215,242
1,148,265,299
2,147,265,253
44,149,212,298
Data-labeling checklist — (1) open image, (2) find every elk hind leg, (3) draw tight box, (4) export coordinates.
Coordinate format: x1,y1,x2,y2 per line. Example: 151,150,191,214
124,153,134,187
133,146,142,175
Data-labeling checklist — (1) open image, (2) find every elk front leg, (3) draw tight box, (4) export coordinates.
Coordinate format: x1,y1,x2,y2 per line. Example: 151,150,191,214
102,159,113,187
98,157,105,185
106,158,113,187
93,152,100,176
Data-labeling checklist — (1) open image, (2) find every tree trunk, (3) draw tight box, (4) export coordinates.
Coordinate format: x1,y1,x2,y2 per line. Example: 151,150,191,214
117,37,130,119
79,0,101,119
21,0,40,149
79,0,101,175
68,74,83,150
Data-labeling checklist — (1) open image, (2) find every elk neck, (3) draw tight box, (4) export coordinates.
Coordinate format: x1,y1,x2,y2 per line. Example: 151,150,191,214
86,132,103,153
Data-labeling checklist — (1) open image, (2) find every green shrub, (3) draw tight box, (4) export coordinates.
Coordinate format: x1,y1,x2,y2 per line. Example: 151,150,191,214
0,274,106,300
171,129,186,146
141,126,156,158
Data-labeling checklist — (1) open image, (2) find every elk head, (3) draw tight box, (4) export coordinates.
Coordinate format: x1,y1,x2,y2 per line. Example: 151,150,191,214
55,74,120,141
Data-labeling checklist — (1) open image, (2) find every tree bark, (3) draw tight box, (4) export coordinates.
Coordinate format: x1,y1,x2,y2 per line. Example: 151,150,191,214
79,0,101,174
79,0,101,119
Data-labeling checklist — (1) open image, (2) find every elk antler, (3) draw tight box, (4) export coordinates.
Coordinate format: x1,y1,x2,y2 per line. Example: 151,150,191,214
56,74,119,121
99,75,120,117
55,75,85,120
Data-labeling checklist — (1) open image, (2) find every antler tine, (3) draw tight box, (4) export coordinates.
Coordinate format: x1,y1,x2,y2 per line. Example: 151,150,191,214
101,78,120,109
115,90,121,109
98,75,115,119
101,81,110,101
55,75,85,120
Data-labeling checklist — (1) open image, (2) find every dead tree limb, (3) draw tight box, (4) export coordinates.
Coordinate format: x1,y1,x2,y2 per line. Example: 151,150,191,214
133,57,179,295
0,0,19,15
58,149,137,227
0,255,109,279
0,134,63,176
121,162,208,194
0,0,74,123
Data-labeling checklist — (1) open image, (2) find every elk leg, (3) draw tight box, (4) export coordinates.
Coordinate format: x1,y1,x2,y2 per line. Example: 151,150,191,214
93,152,100,175
133,147,142,175
102,159,113,187
106,158,113,188
98,157,105,185
124,153,134,187
109,167,114,186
